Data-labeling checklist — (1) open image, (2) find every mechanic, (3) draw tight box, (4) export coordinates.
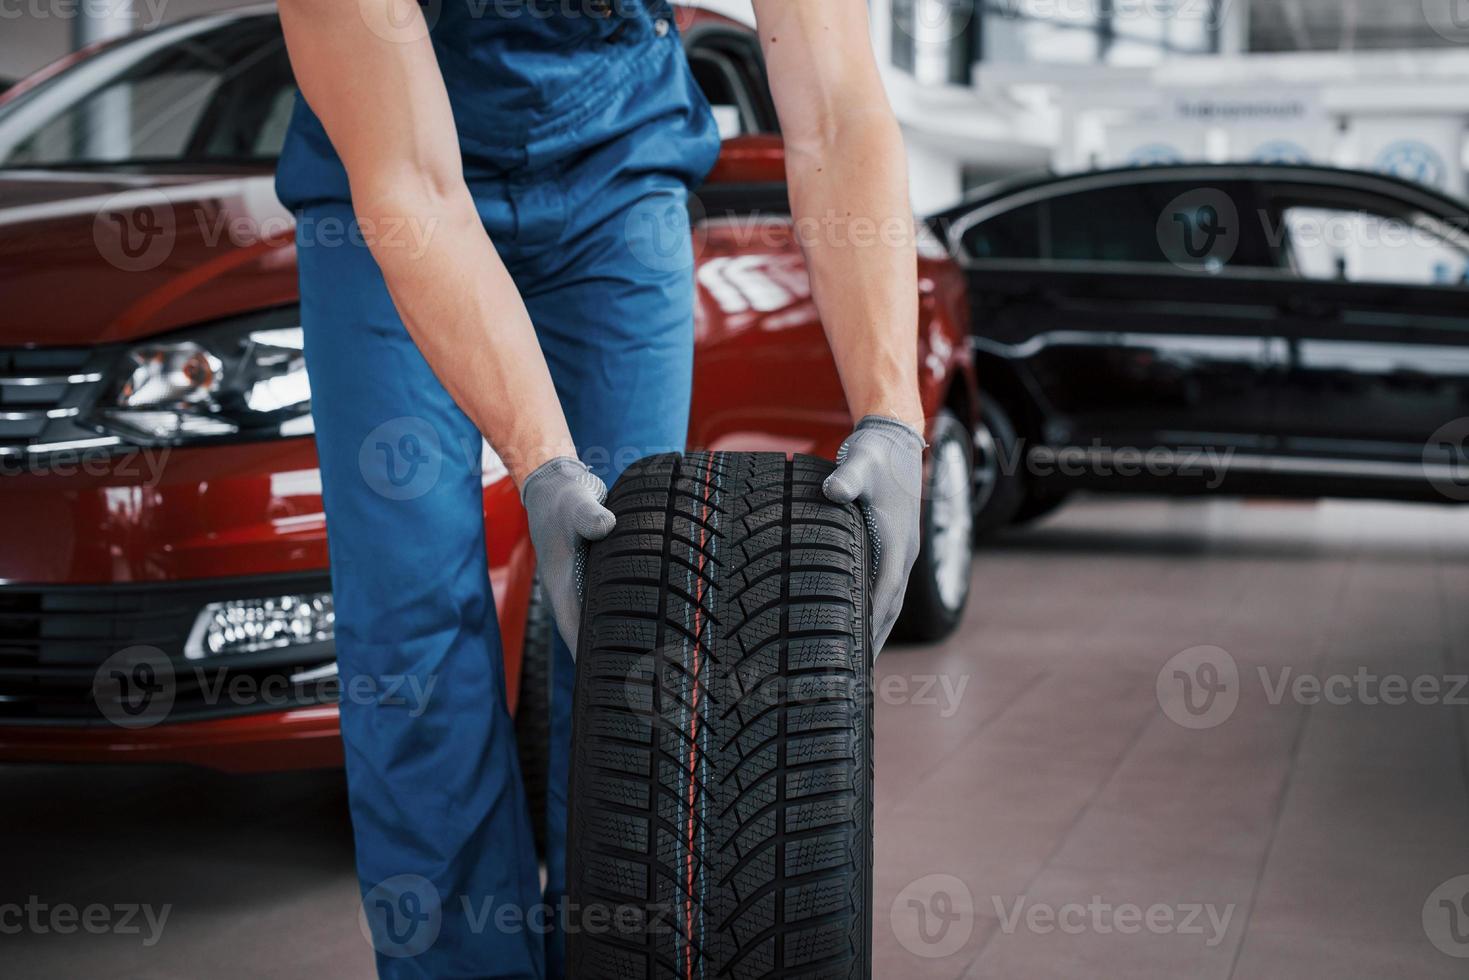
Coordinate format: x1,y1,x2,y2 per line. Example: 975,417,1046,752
274,1,925,976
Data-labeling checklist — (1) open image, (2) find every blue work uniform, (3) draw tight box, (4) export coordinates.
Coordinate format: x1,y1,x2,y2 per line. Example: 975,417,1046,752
274,2,721,976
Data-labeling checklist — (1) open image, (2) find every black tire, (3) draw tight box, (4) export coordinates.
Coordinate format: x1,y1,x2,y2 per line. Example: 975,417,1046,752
1011,492,1071,527
515,574,554,858
972,393,1025,539
891,410,973,644
568,451,874,980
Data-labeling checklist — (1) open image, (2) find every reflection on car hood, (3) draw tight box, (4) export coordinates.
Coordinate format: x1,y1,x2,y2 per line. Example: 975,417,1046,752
0,167,298,346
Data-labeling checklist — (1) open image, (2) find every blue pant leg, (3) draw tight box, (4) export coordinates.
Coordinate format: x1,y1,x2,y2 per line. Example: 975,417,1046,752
519,173,698,979
297,203,544,980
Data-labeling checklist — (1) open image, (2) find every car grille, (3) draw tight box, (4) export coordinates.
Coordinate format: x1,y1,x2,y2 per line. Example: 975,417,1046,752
0,576,336,724
0,347,111,456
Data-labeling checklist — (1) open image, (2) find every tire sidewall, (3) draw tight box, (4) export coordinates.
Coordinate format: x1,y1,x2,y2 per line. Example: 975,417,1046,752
973,393,1026,539
893,411,974,643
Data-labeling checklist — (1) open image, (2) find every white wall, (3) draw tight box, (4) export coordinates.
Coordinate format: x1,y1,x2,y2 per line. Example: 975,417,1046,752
1,0,250,78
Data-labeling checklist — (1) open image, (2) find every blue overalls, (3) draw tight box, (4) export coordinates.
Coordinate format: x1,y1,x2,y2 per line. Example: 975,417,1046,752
274,4,721,976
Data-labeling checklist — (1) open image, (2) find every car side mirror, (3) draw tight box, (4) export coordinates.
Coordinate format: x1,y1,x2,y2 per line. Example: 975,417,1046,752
705,134,786,186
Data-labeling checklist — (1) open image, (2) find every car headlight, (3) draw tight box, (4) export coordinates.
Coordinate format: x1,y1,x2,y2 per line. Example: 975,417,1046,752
184,592,335,660
93,309,313,444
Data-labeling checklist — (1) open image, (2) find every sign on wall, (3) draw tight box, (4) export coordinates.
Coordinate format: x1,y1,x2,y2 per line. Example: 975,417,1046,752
1098,86,1332,170
1098,123,1207,169
1352,116,1467,198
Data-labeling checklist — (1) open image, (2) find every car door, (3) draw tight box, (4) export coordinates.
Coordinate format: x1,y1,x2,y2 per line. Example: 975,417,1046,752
953,173,1284,470
1257,176,1469,491
679,23,836,456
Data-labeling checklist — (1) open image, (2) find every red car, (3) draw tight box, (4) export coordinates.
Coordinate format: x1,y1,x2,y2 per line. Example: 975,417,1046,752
0,6,978,772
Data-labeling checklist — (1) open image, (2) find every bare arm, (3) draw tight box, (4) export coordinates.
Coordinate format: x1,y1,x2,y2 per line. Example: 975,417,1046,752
751,0,924,432
277,0,575,485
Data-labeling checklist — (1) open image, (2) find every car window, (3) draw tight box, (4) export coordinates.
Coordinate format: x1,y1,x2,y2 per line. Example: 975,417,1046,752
960,201,1043,259
0,18,294,167
685,28,778,138
1278,203,1469,288
687,51,750,139
961,179,1273,269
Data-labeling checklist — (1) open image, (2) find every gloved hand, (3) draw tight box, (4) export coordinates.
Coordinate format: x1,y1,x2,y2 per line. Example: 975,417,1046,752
521,457,617,654
823,416,927,658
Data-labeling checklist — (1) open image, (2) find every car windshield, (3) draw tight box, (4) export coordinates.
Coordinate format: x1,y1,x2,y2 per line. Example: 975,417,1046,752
0,14,293,169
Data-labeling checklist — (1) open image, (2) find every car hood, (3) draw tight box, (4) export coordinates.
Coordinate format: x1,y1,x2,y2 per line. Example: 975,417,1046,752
0,168,299,347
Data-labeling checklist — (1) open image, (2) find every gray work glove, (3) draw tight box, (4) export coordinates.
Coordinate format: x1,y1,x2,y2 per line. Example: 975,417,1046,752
521,457,617,655
823,416,927,659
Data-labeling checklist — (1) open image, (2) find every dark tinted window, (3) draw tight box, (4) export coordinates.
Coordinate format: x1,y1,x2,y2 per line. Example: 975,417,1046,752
0,18,293,167
962,179,1273,269
960,202,1043,259
685,29,777,137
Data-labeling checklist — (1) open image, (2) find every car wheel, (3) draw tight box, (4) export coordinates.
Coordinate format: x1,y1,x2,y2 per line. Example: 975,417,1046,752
568,452,873,979
892,410,973,644
514,574,552,859
973,393,1026,538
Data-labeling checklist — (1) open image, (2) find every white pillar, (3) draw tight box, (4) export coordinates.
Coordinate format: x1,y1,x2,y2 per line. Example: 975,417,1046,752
905,132,964,214
1217,0,1250,55
73,0,134,161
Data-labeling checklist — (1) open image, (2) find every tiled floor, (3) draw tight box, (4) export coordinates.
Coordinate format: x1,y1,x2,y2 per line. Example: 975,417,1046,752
6,497,1469,978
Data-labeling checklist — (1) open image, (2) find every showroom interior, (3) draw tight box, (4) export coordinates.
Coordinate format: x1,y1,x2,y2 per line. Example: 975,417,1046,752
3,0,1469,977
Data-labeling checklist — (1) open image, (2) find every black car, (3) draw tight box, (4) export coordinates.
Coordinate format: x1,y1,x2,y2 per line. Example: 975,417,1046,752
930,164,1469,530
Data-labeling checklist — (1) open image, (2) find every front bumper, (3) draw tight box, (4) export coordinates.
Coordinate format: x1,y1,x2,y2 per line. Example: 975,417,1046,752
0,573,336,725
0,703,343,772
0,438,344,769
